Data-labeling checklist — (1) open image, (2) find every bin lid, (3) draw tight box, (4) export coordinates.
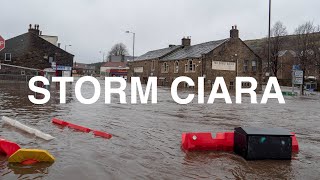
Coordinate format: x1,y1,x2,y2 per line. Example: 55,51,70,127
235,127,292,136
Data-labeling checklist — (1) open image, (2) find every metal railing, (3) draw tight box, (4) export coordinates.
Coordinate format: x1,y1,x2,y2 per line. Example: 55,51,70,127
0,74,35,84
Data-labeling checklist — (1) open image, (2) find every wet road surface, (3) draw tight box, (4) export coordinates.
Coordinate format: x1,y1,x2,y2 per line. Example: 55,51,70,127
0,80,320,179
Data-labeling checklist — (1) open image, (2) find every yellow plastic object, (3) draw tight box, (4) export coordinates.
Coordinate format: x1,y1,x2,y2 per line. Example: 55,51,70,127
8,149,55,163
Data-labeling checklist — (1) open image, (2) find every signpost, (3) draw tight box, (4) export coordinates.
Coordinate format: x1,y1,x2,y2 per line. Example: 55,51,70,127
293,70,303,85
292,65,304,95
0,35,5,52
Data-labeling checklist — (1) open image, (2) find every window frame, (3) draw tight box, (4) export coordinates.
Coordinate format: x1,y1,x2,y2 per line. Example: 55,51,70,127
162,62,169,73
252,60,257,72
185,60,196,72
151,60,155,71
5,53,11,61
243,60,248,72
174,61,179,73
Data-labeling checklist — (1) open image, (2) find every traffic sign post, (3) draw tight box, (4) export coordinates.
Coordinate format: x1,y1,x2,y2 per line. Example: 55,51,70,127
292,68,304,96
0,35,5,52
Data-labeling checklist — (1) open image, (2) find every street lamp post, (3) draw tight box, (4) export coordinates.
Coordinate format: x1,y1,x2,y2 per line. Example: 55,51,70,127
126,31,135,61
65,44,72,51
267,0,271,77
99,51,106,62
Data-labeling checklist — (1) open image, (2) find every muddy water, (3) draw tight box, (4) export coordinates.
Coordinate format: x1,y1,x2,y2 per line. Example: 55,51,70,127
0,80,319,179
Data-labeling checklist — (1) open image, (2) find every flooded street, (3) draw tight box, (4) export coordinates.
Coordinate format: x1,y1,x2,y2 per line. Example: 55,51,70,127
0,80,320,179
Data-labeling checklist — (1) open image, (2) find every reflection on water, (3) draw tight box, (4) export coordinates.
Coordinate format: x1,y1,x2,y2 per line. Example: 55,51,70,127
0,80,320,179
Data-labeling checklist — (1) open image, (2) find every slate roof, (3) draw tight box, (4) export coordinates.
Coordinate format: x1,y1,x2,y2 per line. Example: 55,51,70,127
135,45,182,61
162,39,229,60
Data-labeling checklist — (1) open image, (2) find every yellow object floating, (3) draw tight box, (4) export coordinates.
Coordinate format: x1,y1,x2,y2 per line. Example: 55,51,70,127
8,149,55,163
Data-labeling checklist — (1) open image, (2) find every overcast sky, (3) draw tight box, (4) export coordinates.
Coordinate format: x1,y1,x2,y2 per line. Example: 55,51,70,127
1,0,319,63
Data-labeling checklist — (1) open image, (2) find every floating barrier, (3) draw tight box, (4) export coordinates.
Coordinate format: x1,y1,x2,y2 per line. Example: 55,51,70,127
93,130,112,139
8,149,55,165
2,116,55,141
181,131,299,153
291,132,299,152
52,118,91,133
52,118,112,139
182,132,234,152
0,139,20,157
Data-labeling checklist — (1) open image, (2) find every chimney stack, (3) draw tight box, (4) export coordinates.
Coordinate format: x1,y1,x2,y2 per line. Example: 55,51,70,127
230,25,239,38
28,24,40,35
182,36,191,47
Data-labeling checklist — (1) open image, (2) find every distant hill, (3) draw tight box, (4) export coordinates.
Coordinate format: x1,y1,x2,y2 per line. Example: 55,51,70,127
244,32,320,58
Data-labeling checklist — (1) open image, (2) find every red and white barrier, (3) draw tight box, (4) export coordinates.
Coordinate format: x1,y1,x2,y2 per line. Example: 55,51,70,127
52,118,112,139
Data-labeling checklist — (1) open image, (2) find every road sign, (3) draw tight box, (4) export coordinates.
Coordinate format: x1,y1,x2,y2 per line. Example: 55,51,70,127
293,77,303,85
294,70,303,78
292,70,304,85
0,36,5,52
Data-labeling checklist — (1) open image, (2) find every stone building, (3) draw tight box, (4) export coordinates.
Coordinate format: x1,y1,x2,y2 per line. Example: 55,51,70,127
128,26,262,91
0,24,74,77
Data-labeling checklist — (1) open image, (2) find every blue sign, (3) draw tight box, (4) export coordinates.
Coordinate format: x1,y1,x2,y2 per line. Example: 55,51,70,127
56,65,72,71
292,65,302,70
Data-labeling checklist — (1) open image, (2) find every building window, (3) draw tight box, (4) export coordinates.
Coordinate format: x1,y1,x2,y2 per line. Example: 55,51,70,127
151,60,155,71
185,60,196,72
5,53,11,61
242,82,251,87
174,61,179,73
162,62,169,73
229,81,234,90
243,60,248,72
49,56,54,63
252,60,257,72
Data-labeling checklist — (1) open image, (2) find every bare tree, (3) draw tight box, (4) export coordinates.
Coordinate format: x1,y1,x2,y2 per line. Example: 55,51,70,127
294,21,320,94
269,21,288,77
309,25,320,71
294,22,319,71
108,43,129,57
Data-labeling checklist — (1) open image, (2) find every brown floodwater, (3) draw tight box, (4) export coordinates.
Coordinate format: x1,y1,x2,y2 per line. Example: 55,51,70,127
0,79,320,179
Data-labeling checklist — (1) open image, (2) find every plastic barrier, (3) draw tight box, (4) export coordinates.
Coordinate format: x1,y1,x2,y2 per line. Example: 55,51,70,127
0,139,20,156
67,123,91,133
52,118,111,139
52,118,68,126
291,133,299,153
182,131,299,153
182,132,234,152
93,130,112,139
2,116,54,141
8,149,55,164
